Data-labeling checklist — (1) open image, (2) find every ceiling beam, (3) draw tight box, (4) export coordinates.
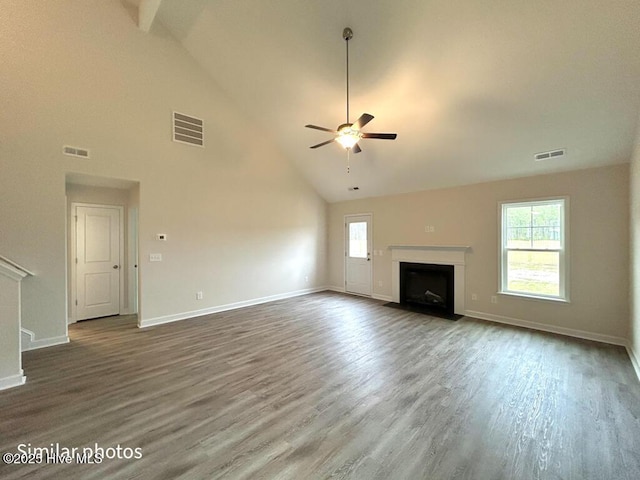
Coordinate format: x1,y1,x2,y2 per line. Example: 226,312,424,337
138,0,162,33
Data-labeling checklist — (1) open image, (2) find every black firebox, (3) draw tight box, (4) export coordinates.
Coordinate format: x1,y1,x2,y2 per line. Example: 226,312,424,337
399,262,455,317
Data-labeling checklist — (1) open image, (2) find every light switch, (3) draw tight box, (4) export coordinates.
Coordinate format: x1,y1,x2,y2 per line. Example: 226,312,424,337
149,253,162,262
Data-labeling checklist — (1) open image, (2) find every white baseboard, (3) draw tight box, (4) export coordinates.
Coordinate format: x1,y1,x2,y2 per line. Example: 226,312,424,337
325,286,393,302
140,286,328,328
22,334,70,352
21,328,34,351
372,293,392,302
326,286,391,302
626,343,640,382
465,310,628,347
0,371,26,391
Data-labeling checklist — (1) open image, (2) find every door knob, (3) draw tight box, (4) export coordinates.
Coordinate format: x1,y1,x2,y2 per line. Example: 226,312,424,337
113,265,119,269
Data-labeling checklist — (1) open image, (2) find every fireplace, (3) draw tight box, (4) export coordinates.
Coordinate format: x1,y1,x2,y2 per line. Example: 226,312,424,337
400,262,454,316
389,245,469,316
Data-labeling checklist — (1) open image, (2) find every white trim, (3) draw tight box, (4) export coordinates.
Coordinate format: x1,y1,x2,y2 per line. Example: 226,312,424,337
390,245,467,314
499,196,570,302
464,309,627,346
330,286,391,302
0,372,26,391
140,287,327,328
498,291,570,304
372,293,393,302
388,245,470,252
127,206,139,315
22,335,70,352
0,255,34,278
21,327,35,347
627,344,640,382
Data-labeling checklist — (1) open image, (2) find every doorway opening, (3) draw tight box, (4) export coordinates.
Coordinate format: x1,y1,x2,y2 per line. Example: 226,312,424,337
66,174,139,324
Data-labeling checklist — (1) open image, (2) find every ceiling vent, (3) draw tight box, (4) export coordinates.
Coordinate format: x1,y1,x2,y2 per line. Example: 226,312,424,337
173,111,204,147
534,148,566,161
63,145,90,159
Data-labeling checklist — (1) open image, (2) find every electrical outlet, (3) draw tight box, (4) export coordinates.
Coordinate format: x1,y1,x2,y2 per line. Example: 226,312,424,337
471,293,478,301
378,280,383,287
149,253,162,262
491,295,498,304
305,275,309,283
196,291,203,300
425,225,435,233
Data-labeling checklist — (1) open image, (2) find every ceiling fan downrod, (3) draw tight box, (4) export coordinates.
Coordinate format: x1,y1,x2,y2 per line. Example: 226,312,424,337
343,27,353,124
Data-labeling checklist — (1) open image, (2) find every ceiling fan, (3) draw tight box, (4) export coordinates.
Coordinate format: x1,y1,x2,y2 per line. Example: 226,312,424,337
305,27,397,155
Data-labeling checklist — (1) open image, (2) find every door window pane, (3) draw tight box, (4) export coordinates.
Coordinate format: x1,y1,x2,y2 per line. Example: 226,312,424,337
349,222,367,258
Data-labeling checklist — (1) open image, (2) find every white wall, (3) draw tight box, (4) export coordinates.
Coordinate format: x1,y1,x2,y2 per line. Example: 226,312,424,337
0,1,327,343
630,112,640,377
329,165,629,343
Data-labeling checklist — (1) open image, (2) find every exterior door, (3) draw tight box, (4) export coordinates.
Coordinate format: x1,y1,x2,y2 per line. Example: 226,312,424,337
345,214,372,296
75,205,121,320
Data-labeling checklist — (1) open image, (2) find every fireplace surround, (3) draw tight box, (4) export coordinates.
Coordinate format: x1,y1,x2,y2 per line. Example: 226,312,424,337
390,245,469,315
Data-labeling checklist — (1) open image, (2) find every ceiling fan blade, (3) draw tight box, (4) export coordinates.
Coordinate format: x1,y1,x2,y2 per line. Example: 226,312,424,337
352,143,362,154
353,113,374,130
305,124,337,133
310,139,336,149
361,132,397,140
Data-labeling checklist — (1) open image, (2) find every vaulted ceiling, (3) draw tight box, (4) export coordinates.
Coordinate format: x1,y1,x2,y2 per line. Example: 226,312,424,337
151,0,639,202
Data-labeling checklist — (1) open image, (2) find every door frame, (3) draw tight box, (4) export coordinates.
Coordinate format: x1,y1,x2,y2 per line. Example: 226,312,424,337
70,202,125,323
343,213,373,296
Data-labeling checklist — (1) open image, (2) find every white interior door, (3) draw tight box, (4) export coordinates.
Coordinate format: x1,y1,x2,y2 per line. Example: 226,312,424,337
345,214,372,296
76,205,121,320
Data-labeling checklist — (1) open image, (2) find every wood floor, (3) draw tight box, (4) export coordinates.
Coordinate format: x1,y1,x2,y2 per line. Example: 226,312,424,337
1,291,639,479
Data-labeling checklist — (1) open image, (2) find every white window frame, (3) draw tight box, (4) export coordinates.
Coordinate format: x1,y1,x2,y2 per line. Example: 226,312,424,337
499,197,569,302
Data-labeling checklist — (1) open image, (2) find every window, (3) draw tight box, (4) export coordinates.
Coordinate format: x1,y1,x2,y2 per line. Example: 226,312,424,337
500,198,568,301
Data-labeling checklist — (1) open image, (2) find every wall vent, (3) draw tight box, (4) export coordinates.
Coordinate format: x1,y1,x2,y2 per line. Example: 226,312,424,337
534,148,566,161
173,111,204,147
63,145,90,158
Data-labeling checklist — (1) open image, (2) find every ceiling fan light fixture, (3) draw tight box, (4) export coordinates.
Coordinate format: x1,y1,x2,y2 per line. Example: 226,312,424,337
304,27,396,156
336,125,361,149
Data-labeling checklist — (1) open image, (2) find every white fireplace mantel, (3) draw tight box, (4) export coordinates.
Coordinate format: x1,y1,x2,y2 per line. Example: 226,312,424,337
389,245,469,315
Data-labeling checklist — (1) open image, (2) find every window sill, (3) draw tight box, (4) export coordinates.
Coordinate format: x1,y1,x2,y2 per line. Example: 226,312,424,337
498,291,570,304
